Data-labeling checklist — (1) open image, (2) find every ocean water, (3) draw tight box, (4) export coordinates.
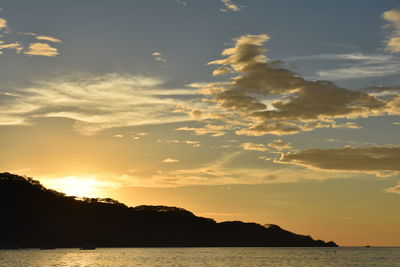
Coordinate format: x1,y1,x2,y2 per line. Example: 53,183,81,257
0,247,399,267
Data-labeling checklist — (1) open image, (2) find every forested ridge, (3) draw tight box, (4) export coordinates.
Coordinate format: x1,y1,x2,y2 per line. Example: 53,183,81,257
0,173,338,248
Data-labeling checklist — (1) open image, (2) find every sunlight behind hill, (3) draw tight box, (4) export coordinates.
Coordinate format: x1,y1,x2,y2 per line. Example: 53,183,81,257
41,176,102,198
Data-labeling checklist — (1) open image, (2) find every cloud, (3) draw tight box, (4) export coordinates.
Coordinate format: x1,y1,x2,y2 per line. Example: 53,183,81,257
0,13,61,57
145,151,354,187
287,53,400,80
171,106,207,119
176,124,227,136
289,53,393,62
35,35,62,43
38,150,359,188
0,41,23,54
316,65,400,80
385,183,400,195
276,146,400,177
162,158,179,163
132,132,149,136
240,142,267,152
382,8,400,52
129,132,149,140
0,17,7,29
212,66,231,76
236,122,304,136
152,51,167,63
220,0,244,12
268,139,292,151
190,109,203,118
24,42,59,57
158,139,201,147
364,86,400,93
0,73,201,134
176,0,187,6
202,34,389,136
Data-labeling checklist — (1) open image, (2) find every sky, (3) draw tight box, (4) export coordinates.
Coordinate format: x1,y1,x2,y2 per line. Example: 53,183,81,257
0,0,400,246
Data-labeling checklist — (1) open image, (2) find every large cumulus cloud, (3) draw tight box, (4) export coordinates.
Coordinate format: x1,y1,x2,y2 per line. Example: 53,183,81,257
202,34,395,136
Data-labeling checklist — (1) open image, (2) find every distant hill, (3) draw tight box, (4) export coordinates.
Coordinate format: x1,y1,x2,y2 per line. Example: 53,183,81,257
0,172,338,248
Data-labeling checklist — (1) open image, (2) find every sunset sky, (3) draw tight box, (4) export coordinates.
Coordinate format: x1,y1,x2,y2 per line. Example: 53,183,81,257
1,0,400,246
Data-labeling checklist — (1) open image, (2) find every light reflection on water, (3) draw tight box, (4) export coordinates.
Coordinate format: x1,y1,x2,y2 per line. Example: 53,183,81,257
0,247,399,267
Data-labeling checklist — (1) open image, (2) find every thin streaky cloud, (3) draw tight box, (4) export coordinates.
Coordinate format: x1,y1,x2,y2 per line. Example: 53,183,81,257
0,42,23,53
286,53,400,80
146,151,354,187
162,158,179,163
35,35,62,43
287,53,393,62
315,63,400,80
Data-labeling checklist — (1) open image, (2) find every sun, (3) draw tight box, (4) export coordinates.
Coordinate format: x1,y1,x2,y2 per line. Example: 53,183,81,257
59,176,97,197
42,176,101,198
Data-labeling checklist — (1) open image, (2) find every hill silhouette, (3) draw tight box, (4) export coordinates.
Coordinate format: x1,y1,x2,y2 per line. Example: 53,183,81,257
0,172,338,248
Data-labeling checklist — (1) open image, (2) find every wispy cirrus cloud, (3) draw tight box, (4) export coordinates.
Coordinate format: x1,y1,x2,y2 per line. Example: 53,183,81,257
0,73,202,135
288,53,393,62
33,149,362,188
286,53,400,80
143,151,355,187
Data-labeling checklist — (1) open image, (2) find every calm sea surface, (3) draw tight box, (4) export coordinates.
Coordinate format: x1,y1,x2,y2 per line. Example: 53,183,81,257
0,247,399,267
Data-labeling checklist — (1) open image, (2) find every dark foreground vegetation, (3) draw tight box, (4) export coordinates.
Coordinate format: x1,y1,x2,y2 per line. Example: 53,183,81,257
0,173,338,248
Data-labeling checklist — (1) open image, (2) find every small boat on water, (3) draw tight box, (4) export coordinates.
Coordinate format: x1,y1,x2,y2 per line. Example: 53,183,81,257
40,246,56,250
79,244,96,250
